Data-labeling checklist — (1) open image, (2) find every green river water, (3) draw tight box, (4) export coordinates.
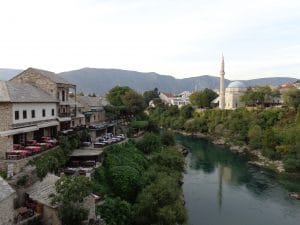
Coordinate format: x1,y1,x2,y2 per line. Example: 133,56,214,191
176,135,300,225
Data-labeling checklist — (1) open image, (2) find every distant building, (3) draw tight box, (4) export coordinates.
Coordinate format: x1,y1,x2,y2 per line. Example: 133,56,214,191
217,56,246,109
0,176,16,225
159,92,190,108
77,96,106,126
225,81,247,109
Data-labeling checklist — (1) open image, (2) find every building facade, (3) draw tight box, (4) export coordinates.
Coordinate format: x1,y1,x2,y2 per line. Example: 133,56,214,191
218,57,246,110
10,68,78,131
0,176,16,225
0,81,58,161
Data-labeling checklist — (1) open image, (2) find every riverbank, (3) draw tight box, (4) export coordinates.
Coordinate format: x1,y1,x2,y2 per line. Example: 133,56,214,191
173,129,285,173
181,134,300,225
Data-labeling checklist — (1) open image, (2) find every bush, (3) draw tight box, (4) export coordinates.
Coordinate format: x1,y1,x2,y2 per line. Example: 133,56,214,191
161,131,175,146
136,132,161,154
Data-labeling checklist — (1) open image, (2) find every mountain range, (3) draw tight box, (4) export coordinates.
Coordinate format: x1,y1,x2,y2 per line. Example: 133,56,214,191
0,68,297,95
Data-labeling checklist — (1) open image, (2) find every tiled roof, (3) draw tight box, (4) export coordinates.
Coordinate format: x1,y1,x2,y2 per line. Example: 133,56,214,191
77,96,103,107
15,67,74,85
26,174,59,207
0,176,15,202
162,92,174,98
0,80,58,103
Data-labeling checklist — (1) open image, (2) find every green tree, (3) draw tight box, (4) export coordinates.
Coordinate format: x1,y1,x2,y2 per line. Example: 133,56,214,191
143,88,159,104
136,132,162,154
247,124,263,149
134,174,187,225
189,88,217,108
161,130,175,146
98,197,132,225
51,176,92,225
106,86,131,106
180,104,194,119
121,89,146,114
283,88,300,109
110,165,142,202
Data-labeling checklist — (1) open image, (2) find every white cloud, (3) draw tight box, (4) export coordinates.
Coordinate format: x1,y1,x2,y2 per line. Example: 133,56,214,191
0,0,300,79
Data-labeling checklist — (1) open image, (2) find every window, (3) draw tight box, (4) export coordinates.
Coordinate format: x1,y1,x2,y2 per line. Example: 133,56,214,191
52,109,55,116
31,110,35,118
15,111,19,120
62,90,65,101
42,109,46,117
23,110,27,119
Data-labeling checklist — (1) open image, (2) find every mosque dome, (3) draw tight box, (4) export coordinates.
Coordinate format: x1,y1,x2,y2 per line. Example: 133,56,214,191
227,81,246,88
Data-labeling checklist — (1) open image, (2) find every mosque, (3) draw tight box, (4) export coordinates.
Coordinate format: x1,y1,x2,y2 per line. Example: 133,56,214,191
218,56,247,109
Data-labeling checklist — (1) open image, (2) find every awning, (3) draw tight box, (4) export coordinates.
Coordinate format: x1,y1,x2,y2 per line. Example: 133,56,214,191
0,126,39,137
37,121,59,129
57,117,71,122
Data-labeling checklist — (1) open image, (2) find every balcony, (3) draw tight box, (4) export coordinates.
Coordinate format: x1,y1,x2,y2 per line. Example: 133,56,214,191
58,112,72,118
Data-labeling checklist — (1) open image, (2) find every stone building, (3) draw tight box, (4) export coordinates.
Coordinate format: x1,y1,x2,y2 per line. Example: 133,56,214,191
10,68,79,131
0,176,16,225
217,56,247,109
224,81,247,109
77,96,106,126
26,174,96,225
159,92,190,108
0,81,58,162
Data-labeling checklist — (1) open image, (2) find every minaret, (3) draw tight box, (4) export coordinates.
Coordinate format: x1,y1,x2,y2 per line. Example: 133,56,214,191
219,55,225,109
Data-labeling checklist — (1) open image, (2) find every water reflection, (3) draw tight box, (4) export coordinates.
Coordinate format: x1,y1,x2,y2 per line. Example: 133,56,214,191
177,135,300,225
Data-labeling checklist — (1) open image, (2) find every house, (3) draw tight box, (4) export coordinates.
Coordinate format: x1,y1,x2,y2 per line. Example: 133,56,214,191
10,68,79,131
77,96,106,126
159,92,190,108
26,174,96,225
0,176,16,225
69,97,85,128
159,92,174,105
0,81,58,163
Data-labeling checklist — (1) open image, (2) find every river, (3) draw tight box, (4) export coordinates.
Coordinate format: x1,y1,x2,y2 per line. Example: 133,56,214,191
176,135,300,225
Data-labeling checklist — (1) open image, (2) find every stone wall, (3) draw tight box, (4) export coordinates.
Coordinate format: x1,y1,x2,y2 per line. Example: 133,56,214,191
42,205,61,225
0,103,12,131
0,136,13,160
11,69,57,99
0,192,16,225
83,195,96,221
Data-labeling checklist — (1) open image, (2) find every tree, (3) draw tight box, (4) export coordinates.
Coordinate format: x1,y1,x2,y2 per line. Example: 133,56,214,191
151,147,185,173
161,130,175,146
110,166,142,202
97,197,133,225
241,86,277,107
180,104,194,119
106,86,131,106
51,176,92,225
121,89,146,114
136,132,162,154
143,88,159,105
247,124,263,149
283,88,300,110
134,174,187,225
189,88,217,108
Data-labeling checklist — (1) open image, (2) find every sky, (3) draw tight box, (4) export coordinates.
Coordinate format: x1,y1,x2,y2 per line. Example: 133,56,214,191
0,0,300,80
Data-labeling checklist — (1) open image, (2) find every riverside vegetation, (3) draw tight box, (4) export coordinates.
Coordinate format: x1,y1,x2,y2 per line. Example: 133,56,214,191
148,89,300,173
91,86,187,225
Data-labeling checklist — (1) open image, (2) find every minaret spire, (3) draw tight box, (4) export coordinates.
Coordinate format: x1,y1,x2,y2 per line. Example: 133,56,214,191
219,55,225,109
